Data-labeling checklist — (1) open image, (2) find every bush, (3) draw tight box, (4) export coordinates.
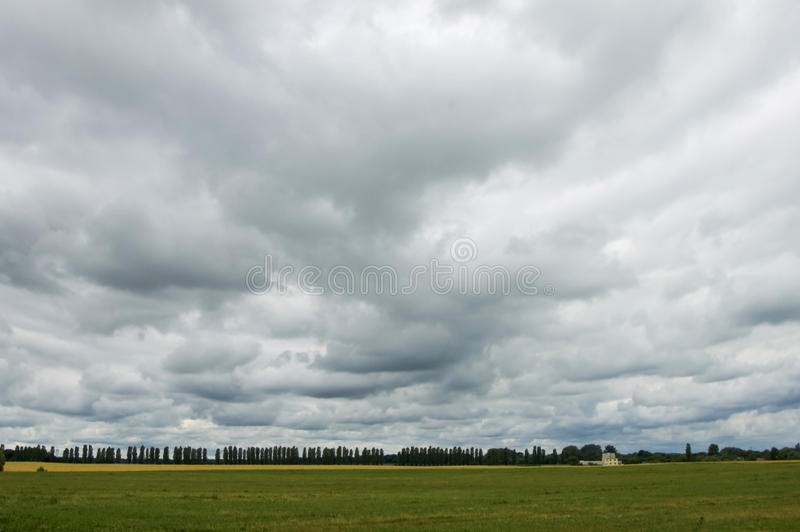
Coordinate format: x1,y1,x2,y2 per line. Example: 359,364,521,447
37,466,47,472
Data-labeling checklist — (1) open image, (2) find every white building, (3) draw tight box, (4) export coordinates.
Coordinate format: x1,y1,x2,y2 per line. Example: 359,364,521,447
602,452,620,466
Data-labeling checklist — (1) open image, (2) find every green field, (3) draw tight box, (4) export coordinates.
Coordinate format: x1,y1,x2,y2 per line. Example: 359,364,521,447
1,462,799,530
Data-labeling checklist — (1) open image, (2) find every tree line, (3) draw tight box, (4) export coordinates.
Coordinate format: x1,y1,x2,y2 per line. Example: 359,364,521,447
396,445,554,466
2,441,799,467
624,442,800,464
0,443,384,466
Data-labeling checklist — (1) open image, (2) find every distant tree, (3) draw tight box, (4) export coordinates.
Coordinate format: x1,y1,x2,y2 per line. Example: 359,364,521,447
720,446,745,460
604,445,617,454
708,443,719,456
770,447,779,460
685,443,692,462
163,447,170,464
215,449,221,465
579,444,602,461
0,447,6,471
561,446,580,465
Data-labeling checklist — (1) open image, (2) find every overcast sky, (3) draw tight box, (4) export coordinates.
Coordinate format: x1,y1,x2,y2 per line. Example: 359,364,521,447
2,1,799,454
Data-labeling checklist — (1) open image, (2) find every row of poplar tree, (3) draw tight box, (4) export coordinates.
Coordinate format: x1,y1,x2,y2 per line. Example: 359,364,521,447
396,445,553,466
3,443,552,466
1,444,385,465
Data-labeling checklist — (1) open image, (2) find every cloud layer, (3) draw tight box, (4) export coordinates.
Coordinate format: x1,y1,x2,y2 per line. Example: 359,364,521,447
2,0,799,452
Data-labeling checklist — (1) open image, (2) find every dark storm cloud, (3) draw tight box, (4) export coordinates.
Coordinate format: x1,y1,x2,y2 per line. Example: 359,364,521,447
1,0,800,452
318,327,467,373
163,340,259,374
211,408,277,428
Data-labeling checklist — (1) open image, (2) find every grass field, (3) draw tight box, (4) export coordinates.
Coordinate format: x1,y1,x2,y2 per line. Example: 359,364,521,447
1,462,799,530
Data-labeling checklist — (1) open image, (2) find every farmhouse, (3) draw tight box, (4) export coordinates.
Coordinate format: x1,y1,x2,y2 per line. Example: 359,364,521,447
602,452,620,466
579,452,621,466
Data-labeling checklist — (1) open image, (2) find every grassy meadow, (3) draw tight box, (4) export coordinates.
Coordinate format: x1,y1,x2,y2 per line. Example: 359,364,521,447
1,461,798,530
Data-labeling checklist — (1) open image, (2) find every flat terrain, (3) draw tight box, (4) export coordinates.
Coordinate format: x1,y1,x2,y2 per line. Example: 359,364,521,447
1,462,798,530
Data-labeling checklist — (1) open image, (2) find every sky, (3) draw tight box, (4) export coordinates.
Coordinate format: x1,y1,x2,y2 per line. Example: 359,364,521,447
1,1,799,454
